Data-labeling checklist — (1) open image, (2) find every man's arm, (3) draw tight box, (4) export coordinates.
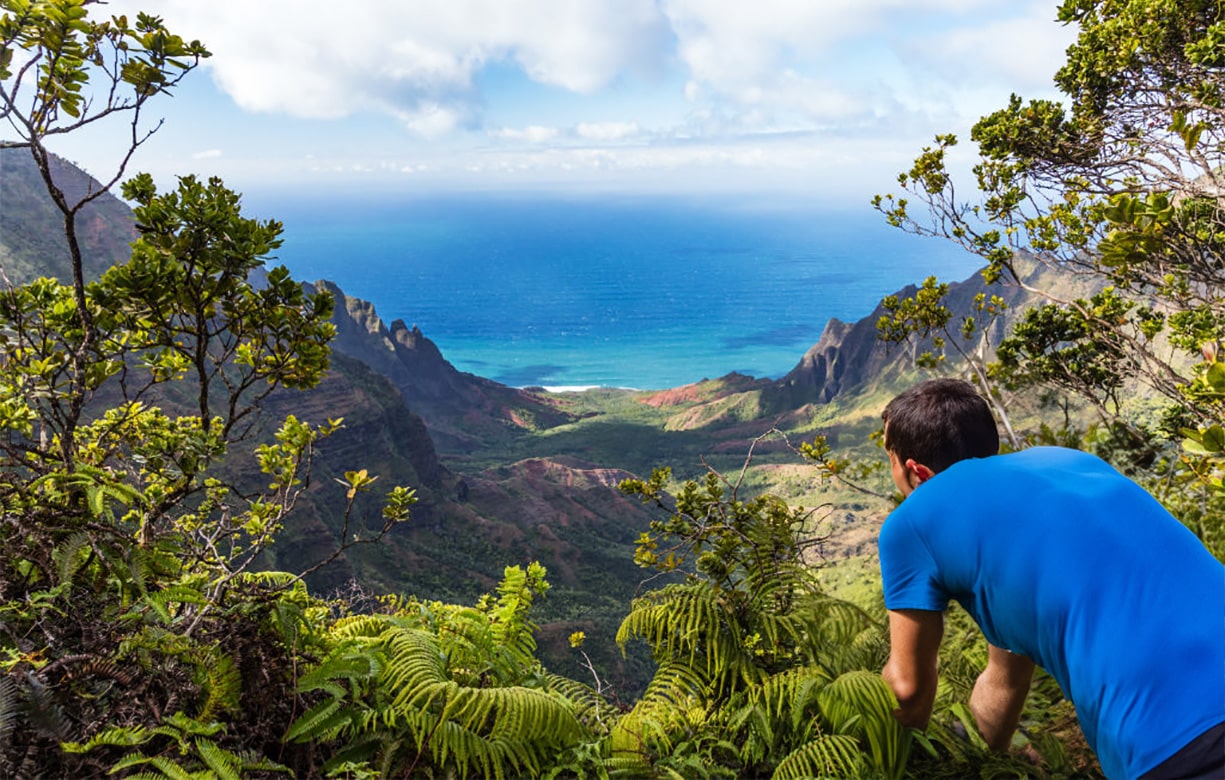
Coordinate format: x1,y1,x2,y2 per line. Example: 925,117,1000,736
882,609,944,729
969,644,1035,751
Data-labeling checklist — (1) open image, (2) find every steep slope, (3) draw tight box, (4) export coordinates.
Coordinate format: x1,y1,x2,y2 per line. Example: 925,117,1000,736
640,254,1099,434
0,147,136,283
319,280,577,456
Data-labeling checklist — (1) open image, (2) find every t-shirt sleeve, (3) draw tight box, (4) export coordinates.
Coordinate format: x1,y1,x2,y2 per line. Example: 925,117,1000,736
878,510,948,612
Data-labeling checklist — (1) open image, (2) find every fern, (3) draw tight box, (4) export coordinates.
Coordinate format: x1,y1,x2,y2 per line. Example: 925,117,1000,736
109,753,197,780
542,673,615,733
54,531,94,587
104,719,293,779
285,699,351,743
617,581,749,687
486,563,545,672
233,570,306,592
317,734,389,776
772,733,866,779
143,583,208,626
61,724,152,753
753,666,831,733
330,613,403,640
819,670,912,780
195,648,241,722
634,660,708,712
299,601,591,780
0,675,17,745
195,738,241,780
22,673,72,741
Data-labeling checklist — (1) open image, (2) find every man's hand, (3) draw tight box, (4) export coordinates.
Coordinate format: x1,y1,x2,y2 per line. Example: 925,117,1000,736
969,644,1035,751
882,609,944,729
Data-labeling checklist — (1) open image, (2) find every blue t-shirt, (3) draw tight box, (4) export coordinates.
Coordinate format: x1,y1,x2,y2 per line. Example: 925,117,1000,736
878,447,1225,780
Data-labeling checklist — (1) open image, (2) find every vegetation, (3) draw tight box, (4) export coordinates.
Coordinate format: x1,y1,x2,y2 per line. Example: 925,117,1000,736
873,0,1225,558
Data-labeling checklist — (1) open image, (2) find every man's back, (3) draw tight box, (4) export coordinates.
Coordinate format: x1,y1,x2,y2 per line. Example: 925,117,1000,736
879,446,1225,779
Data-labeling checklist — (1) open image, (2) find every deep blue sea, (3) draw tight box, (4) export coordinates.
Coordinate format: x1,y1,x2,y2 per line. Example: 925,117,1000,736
254,193,980,390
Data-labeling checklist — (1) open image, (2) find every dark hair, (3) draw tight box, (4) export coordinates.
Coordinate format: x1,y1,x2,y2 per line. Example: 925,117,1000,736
882,379,1000,474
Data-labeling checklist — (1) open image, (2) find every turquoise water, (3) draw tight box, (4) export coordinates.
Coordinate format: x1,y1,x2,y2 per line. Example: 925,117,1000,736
255,193,980,390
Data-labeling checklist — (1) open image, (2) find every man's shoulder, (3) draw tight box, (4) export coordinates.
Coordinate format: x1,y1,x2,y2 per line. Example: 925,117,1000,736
942,446,1112,482
887,447,1111,526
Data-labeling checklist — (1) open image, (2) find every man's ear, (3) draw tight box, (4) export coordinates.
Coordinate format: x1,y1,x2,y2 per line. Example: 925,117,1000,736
905,459,934,485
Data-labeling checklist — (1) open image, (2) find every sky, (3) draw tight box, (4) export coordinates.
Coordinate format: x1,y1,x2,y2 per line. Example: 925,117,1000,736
38,0,1078,202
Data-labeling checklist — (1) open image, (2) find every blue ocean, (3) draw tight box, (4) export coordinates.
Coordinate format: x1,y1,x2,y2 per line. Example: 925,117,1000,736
255,193,980,390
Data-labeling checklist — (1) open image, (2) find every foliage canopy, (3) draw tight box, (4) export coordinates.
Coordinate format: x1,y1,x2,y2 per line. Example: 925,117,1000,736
874,0,1225,556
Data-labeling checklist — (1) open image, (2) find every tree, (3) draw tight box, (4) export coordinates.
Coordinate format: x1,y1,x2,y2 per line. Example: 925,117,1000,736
873,0,1225,553
1,0,210,466
0,2,415,774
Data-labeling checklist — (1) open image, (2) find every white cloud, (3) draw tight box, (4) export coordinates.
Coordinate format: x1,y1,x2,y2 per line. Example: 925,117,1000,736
110,1,1070,134
657,0,1070,134
112,0,668,132
575,122,640,141
904,3,1076,91
88,0,1078,193
191,148,223,159
394,103,466,139
491,125,561,143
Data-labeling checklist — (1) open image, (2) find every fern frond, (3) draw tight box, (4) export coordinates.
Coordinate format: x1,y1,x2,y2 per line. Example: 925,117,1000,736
636,660,709,712
196,648,241,722
611,670,706,764
772,733,865,779
375,623,587,778
60,724,152,753
448,685,582,743
141,756,196,780
54,531,94,586
234,749,293,775
742,559,816,608
754,665,832,731
819,670,896,733
807,594,877,646
0,675,18,744
330,613,399,639
428,719,544,780
295,640,381,693
195,738,241,780
542,673,614,732
381,628,451,713
602,752,654,775
144,583,207,626
617,582,728,671
21,673,71,741
285,699,353,743
819,670,912,780
110,752,196,780
846,626,890,672
234,569,307,594
319,734,386,776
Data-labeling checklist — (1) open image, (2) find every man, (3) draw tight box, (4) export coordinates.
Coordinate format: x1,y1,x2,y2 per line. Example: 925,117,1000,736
877,378,1225,780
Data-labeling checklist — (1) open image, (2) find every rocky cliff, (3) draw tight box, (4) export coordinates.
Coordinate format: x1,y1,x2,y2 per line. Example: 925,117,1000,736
319,280,576,455
778,252,1067,403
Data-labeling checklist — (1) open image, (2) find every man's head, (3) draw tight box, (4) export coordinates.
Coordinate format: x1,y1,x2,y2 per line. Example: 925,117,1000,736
882,378,1000,495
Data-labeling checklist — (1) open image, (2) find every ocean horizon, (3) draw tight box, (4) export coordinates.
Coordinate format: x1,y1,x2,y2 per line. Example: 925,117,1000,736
251,191,981,391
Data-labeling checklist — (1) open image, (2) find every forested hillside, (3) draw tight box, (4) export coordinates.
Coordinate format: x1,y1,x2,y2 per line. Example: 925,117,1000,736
1,1,1221,778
